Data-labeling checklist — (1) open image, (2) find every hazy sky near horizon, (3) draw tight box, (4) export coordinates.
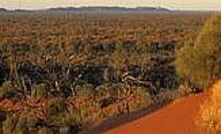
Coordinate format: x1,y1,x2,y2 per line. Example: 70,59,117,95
1,0,221,10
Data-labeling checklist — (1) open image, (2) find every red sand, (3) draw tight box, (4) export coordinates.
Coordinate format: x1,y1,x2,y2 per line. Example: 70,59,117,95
104,92,209,134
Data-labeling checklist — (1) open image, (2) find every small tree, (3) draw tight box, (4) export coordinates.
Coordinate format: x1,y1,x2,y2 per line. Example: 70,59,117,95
176,15,221,89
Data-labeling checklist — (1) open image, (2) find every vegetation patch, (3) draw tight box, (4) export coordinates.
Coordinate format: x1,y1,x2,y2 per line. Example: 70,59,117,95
197,80,221,134
176,15,221,90
0,12,210,133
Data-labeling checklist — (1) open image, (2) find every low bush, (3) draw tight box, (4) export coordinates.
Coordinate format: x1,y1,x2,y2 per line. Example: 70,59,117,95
45,97,67,125
2,114,40,134
2,115,18,134
13,117,29,134
177,83,194,96
31,84,48,98
75,84,94,98
0,81,17,99
154,88,181,105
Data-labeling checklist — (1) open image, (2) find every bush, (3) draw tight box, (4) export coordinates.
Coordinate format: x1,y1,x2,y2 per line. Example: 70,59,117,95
176,15,221,89
53,98,102,128
0,81,17,99
13,117,29,134
31,84,48,98
75,84,94,98
197,80,221,134
2,115,18,134
2,115,36,134
154,89,181,104
45,97,68,125
67,101,102,126
178,83,194,96
45,97,66,116
100,84,153,117
127,86,153,112
110,45,150,76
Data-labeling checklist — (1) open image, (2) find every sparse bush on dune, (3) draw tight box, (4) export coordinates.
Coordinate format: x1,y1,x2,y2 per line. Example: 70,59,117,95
75,84,94,98
176,15,221,90
197,80,221,134
0,81,17,99
100,84,153,118
3,114,44,134
13,117,30,134
2,115,18,134
45,97,67,125
126,86,153,112
31,84,48,98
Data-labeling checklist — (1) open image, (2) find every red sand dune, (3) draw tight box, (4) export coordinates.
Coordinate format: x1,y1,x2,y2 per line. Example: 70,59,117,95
104,92,210,134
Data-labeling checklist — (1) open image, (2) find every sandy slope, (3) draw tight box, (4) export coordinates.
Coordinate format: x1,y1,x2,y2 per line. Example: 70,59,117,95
104,92,210,134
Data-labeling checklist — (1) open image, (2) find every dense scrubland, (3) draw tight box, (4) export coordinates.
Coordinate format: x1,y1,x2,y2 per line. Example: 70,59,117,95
0,12,213,133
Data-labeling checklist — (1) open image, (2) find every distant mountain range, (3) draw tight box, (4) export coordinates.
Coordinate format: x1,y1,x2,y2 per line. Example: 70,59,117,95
0,8,8,12
0,6,171,13
48,6,170,12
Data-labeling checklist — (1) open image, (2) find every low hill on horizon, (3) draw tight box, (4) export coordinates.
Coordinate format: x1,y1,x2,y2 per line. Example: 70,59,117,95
0,6,170,13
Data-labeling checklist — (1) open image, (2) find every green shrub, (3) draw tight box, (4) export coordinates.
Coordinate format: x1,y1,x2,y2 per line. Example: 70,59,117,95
178,82,194,96
45,97,67,125
176,15,221,89
127,86,153,112
13,117,29,134
155,89,181,104
75,84,94,98
43,92,101,127
0,81,17,99
46,98,66,116
31,84,48,98
110,45,150,76
2,115,18,134
66,101,102,126
2,115,35,134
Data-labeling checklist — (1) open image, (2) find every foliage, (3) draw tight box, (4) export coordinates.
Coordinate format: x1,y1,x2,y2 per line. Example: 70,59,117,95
154,89,181,104
0,12,210,133
75,84,94,98
177,83,194,96
45,97,67,125
2,115,18,134
0,81,17,99
13,117,29,134
31,84,48,98
176,15,221,89
2,114,40,134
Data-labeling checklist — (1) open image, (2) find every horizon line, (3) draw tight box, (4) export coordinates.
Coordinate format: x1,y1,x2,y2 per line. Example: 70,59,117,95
0,6,220,12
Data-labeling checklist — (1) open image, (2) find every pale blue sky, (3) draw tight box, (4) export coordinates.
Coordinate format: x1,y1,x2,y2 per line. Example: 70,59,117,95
1,0,221,10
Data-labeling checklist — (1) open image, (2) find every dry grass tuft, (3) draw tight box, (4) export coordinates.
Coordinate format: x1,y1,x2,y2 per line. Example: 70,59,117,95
197,80,221,134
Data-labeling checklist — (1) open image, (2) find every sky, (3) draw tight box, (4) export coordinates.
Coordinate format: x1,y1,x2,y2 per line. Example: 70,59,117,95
1,0,221,11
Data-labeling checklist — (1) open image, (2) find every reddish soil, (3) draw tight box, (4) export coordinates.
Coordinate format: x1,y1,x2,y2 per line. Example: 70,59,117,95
104,92,210,134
